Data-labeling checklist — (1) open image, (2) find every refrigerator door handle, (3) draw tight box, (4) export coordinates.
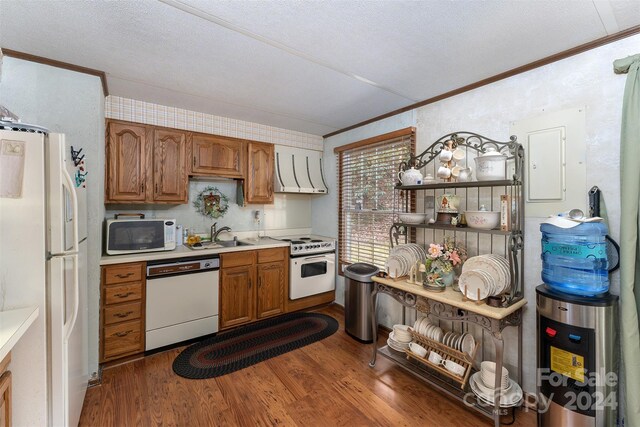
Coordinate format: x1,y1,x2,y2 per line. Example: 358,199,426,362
64,254,80,343
61,163,79,255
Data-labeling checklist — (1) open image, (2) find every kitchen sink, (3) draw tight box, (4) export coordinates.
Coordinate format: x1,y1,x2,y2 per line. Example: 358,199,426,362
185,241,219,250
216,240,253,247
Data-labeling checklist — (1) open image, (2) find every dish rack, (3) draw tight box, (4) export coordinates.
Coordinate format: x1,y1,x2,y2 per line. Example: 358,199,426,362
405,328,479,389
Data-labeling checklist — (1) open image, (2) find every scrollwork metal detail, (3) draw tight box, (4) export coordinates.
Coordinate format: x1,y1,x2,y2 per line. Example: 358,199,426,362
398,132,520,177
376,284,523,334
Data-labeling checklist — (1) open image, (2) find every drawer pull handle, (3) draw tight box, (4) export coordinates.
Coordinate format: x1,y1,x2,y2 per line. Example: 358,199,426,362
114,330,133,337
114,292,134,298
115,272,134,278
114,311,134,318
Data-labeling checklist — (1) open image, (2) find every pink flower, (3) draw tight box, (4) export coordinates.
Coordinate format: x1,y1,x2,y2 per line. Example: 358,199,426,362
449,251,461,266
428,243,443,259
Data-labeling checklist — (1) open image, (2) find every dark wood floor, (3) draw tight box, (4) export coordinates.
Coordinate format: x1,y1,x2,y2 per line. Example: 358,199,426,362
80,305,535,426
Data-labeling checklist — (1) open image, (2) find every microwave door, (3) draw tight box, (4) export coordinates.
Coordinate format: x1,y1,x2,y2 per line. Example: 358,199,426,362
107,221,167,254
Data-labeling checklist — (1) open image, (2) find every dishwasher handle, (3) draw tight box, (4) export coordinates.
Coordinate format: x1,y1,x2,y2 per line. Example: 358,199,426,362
147,256,219,278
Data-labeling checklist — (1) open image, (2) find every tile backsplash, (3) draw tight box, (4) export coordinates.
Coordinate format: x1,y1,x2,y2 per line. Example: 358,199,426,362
105,96,323,151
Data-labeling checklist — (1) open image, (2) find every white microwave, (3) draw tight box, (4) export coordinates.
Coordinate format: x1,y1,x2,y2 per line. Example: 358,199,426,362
105,218,176,255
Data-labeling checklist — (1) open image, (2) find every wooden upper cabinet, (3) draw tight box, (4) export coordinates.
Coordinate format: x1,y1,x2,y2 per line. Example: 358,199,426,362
246,141,274,204
152,129,188,203
191,134,245,178
106,122,147,202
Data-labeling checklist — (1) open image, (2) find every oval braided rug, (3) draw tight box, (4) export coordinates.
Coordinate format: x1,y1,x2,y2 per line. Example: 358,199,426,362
173,312,338,379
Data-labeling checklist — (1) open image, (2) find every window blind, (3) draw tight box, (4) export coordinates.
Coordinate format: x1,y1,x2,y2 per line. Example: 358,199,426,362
336,128,415,272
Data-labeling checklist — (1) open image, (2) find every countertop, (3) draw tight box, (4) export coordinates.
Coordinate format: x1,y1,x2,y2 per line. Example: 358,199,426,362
372,276,527,320
100,237,290,265
0,306,39,363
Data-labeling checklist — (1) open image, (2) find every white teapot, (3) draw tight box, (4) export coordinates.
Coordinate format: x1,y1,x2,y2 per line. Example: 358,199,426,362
398,167,423,185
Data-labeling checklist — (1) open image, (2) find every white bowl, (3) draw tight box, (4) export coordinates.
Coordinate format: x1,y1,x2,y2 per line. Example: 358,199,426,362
398,213,426,224
465,210,500,230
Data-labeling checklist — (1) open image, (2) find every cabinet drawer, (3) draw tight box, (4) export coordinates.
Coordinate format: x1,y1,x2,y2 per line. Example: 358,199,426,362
258,247,286,264
104,302,142,325
221,250,256,268
104,282,142,305
103,320,143,360
103,263,143,285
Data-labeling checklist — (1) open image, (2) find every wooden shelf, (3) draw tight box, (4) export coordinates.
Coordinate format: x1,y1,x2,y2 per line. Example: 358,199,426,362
396,179,519,190
372,277,526,319
393,222,513,236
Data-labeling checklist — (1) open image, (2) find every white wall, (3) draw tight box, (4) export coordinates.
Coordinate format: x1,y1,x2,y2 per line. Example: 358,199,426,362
0,57,104,424
314,34,639,395
106,182,313,237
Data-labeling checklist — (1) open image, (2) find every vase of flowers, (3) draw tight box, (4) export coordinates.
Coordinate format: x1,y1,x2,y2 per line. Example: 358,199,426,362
424,238,467,288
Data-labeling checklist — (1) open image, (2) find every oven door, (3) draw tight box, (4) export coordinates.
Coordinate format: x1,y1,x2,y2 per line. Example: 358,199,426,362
289,253,336,300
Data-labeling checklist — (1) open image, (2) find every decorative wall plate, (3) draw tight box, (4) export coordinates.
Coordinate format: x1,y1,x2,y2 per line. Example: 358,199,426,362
193,186,229,219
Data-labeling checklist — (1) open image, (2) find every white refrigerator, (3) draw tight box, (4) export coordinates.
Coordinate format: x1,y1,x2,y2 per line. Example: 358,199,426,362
0,128,88,427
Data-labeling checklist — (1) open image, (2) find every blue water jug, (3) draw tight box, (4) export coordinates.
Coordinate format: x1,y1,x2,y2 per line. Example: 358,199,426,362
540,222,609,296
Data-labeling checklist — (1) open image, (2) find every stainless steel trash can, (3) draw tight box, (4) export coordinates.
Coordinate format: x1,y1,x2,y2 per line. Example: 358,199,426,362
344,263,379,342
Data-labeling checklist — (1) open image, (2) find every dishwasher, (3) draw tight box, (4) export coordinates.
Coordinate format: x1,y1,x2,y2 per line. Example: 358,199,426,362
145,255,219,351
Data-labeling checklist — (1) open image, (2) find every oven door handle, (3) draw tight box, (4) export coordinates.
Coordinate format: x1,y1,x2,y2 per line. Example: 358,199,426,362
301,255,334,262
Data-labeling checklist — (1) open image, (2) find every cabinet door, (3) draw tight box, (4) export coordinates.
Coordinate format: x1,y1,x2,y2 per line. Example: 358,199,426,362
246,141,274,204
191,134,244,178
219,265,255,329
0,371,10,427
256,261,285,319
152,129,188,203
106,122,147,202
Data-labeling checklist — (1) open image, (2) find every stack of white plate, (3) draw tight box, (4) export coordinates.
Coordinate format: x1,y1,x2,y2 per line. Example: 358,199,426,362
412,317,476,356
386,244,428,278
387,332,410,352
469,362,523,407
413,316,442,342
441,331,476,356
459,254,510,300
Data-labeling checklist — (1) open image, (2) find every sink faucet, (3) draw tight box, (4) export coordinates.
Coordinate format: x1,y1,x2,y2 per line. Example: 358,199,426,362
210,222,217,240
212,226,232,242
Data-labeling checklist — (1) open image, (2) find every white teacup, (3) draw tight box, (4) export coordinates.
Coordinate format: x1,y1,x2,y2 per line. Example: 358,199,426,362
409,342,427,358
437,165,451,179
428,351,443,365
452,148,465,161
451,165,462,178
439,149,453,162
444,360,466,377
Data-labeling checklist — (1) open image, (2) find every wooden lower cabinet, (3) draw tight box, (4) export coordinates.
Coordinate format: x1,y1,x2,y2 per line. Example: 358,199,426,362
256,262,285,319
219,265,255,329
100,262,146,363
219,247,287,330
0,353,11,427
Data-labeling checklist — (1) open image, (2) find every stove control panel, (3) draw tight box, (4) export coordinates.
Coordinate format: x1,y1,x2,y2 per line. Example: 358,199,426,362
291,241,335,255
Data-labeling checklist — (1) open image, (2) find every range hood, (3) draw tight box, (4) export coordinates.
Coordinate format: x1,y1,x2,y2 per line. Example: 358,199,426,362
274,145,328,194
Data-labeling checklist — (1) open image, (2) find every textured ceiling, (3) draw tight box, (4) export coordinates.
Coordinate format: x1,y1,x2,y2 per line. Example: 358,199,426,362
1,0,639,136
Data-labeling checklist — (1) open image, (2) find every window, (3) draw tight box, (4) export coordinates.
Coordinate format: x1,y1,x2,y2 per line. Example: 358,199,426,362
335,127,416,272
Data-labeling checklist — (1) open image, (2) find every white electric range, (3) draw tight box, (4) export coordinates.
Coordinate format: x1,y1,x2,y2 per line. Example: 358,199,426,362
277,235,336,300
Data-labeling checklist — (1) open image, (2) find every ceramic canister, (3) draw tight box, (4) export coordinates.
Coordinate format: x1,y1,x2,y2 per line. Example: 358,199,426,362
437,194,460,213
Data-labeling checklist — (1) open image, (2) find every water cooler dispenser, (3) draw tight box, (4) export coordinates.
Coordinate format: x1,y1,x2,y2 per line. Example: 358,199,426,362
536,285,618,426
